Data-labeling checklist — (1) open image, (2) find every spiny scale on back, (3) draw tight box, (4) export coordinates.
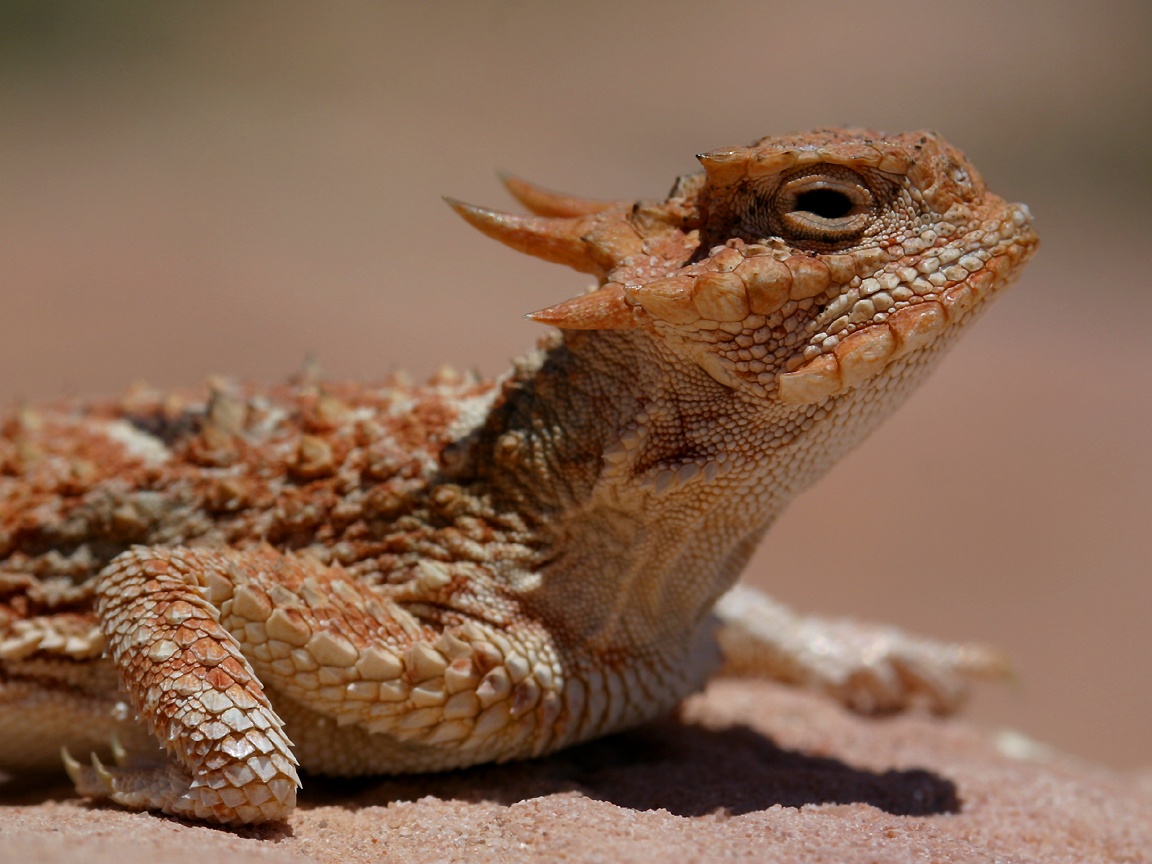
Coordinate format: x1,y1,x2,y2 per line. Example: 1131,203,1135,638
0,128,1037,825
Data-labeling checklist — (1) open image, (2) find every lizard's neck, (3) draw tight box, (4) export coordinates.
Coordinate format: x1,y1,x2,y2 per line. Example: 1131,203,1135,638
447,328,829,655
446,320,956,660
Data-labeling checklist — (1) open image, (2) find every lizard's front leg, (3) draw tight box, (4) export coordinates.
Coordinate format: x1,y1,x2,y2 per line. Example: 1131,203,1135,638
73,544,570,824
67,546,302,824
711,584,1011,715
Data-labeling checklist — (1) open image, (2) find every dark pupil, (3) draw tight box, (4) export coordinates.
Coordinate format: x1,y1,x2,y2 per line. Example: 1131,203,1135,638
794,188,853,219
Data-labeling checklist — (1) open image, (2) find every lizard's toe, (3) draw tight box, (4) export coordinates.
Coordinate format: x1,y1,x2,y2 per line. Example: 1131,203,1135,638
63,745,296,824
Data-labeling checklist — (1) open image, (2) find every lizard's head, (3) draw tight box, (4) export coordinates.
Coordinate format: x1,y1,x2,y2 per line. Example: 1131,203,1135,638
449,128,1038,406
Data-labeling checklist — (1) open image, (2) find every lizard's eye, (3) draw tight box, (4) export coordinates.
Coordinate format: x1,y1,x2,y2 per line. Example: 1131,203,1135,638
772,169,875,244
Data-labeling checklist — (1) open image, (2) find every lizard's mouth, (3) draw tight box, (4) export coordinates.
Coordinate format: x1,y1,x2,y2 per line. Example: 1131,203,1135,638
776,299,959,405
777,203,1038,405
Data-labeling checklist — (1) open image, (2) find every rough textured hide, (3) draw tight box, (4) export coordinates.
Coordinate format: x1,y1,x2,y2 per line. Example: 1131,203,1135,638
0,129,1037,825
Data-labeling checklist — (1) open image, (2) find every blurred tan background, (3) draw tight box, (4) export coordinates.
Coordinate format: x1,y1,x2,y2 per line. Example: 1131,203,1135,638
0,2,1148,771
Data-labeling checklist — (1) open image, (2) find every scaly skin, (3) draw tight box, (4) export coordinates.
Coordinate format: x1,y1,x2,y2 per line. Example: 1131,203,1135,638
0,128,1037,825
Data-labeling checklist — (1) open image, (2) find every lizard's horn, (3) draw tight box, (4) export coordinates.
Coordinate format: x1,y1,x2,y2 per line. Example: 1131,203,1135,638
526,283,640,330
498,173,614,218
446,198,641,276
696,148,749,190
446,198,602,275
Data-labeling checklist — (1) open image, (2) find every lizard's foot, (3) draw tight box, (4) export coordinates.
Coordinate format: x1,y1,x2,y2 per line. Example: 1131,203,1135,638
86,547,299,824
63,742,293,825
712,584,1011,715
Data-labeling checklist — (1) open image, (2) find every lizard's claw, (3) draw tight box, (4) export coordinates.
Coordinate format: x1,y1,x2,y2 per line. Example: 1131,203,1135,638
61,747,118,798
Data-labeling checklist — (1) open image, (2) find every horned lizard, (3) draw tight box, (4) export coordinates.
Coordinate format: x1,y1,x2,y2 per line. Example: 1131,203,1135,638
0,128,1037,825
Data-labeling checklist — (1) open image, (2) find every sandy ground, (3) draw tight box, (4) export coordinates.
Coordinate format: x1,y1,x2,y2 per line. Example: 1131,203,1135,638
2,682,1150,863
0,2,1149,858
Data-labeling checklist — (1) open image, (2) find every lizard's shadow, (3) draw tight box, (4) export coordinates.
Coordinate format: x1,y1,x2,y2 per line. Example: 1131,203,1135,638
0,716,959,827
302,716,960,818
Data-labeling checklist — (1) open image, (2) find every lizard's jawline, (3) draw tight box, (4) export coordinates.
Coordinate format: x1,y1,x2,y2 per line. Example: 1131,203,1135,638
776,280,991,406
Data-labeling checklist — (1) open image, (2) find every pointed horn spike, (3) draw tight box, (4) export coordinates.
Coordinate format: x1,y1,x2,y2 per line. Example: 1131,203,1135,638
445,197,602,275
499,172,615,218
696,148,749,189
526,284,640,330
